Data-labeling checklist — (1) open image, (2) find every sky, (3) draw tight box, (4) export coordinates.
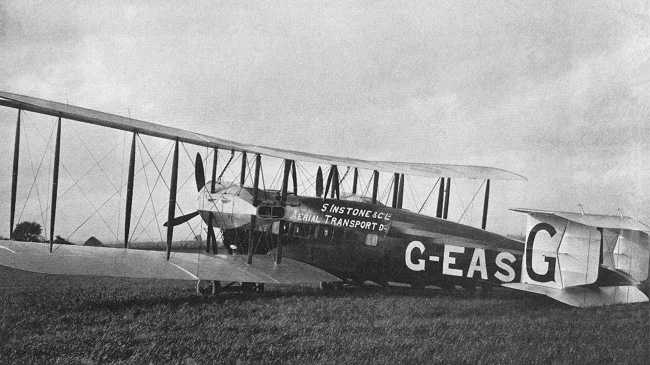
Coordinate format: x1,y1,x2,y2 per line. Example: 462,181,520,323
1,0,650,242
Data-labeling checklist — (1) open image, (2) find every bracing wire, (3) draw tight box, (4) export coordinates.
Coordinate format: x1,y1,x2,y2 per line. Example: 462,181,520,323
418,178,441,214
457,180,486,224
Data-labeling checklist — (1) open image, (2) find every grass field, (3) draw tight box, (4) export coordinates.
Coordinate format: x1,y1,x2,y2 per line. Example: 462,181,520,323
1,266,649,364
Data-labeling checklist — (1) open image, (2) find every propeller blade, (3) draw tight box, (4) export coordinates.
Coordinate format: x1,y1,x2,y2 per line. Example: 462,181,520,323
195,153,206,192
316,166,323,197
163,211,200,227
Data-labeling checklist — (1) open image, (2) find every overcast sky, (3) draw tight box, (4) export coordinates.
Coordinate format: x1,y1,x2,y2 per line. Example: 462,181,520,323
1,1,650,241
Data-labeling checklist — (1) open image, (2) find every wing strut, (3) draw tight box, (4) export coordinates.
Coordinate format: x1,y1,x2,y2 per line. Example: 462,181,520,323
166,139,179,260
207,147,218,253
323,165,340,199
240,151,247,186
248,153,261,265
436,177,445,218
275,159,292,265
332,165,340,198
9,109,20,239
210,148,218,192
49,117,62,251
371,170,379,204
124,131,137,248
315,167,323,197
391,173,399,208
352,168,358,194
291,159,298,195
217,150,234,183
481,179,490,229
395,173,405,208
443,178,451,219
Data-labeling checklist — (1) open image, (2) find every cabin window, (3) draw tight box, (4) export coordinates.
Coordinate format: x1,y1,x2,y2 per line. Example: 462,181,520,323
272,207,285,218
257,205,285,219
293,223,313,238
320,226,330,239
365,233,378,246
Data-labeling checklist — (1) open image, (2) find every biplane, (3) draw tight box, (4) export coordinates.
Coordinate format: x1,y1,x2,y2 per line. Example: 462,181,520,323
0,91,648,307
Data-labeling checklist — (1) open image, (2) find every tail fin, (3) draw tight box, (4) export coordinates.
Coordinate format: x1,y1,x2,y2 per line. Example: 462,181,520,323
506,208,649,307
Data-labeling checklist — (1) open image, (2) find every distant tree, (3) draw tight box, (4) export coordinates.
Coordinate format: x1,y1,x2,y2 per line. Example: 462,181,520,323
12,221,43,242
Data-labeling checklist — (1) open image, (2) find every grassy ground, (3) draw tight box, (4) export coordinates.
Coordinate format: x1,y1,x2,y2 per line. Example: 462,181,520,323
1,266,649,364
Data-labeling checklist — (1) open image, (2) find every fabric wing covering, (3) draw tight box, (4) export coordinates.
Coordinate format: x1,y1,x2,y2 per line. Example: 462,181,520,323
0,91,526,181
0,240,341,284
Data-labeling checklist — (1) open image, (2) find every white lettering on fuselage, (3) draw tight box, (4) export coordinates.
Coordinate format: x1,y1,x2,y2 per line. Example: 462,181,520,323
405,240,426,271
466,248,488,280
494,251,516,282
404,241,517,283
442,245,465,276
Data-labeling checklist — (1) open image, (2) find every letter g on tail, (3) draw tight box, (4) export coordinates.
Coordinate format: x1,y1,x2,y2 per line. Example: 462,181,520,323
525,223,557,282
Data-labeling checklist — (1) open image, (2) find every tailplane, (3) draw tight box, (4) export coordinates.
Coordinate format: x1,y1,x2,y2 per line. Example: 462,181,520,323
506,208,649,307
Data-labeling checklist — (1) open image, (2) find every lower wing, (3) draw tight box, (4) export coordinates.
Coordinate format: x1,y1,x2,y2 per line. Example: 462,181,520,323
0,240,340,285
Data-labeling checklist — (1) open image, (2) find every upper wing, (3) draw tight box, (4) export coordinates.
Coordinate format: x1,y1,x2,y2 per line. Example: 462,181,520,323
0,91,526,181
0,240,341,284
511,208,649,231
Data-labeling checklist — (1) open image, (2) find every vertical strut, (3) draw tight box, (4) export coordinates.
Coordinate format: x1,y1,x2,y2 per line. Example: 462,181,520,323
240,151,247,186
248,154,261,265
316,167,324,197
49,117,62,251
207,147,218,252
207,220,216,253
352,168,358,195
323,165,334,198
124,131,137,248
436,177,445,218
443,178,451,219
392,173,400,208
371,170,379,204
291,160,298,195
211,147,218,193
397,173,405,209
331,165,339,199
481,179,490,230
166,139,180,260
275,159,292,265
9,109,21,239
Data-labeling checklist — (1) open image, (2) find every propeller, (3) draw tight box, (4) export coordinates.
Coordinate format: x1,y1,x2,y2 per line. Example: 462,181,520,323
164,152,205,228
195,153,205,191
163,211,200,227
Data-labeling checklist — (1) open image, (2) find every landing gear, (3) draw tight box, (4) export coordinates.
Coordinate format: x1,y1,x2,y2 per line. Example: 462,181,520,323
211,280,221,295
196,280,222,296
241,282,264,293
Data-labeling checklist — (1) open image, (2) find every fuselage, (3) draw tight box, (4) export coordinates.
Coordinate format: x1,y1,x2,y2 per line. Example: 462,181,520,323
199,184,525,288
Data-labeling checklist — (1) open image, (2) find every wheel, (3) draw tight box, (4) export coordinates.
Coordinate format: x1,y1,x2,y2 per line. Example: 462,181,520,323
241,282,257,293
211,281,221,295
